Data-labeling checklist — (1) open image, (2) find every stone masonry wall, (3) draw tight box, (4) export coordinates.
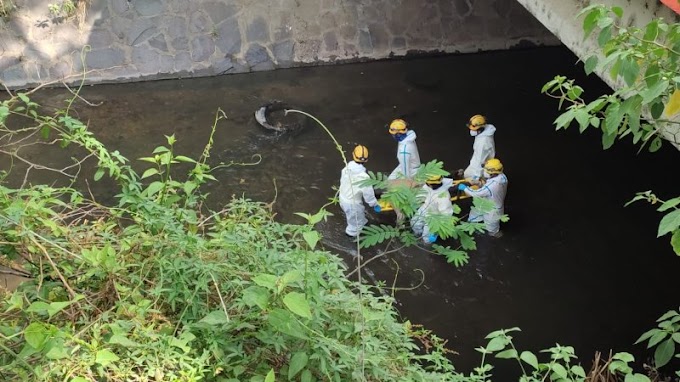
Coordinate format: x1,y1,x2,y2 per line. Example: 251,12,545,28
0,0,559,89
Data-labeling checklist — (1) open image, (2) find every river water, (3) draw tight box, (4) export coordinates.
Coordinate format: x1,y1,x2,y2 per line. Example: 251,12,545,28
4,46,679,376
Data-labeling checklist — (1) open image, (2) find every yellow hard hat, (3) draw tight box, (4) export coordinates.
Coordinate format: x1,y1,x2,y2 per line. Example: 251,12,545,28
389,119,408,135
467,114,487,131
352,145,369,163
484,158,503,174
425,174,443,185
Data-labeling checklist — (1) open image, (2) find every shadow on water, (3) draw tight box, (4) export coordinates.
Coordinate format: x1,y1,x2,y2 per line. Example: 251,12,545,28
3,46,679,377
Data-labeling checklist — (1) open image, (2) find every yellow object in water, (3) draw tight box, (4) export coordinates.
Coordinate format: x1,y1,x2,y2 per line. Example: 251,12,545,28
376,178,479,212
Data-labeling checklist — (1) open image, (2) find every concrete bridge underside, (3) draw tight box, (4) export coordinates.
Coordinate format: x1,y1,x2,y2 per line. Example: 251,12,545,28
516,0,680,149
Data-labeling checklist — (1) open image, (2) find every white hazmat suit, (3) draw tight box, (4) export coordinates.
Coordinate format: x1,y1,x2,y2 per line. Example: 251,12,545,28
464,124,496,180
411,184,454,243
339,161,378,237
463,172,508,235
388,130,421,180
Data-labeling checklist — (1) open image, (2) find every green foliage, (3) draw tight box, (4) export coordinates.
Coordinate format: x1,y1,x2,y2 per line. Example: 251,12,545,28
634,307,680,368
0,91,463,381
543,4,680,152
48,0,78,18
359,160,488,266
625,191,680,255
0,0,16,18
544,5,680,256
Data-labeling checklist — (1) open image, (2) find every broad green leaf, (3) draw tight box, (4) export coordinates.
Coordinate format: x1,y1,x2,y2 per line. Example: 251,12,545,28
267,309,308,339
611,6,623,18
649,136,662,152
604,103,624,134
199,310,229,326
598,25,612,47
302,231,319,250
658,210,680,237
584,56,598,75
648,331,668,348
657,310,678,323
672,332,680,344
495,349,518,359
26,301,50,315
654,338,675,367
625,374,651,382
47,301,74,318
658,197,680,212
252,274,278,291
551,363,568,379
645,64,660,88
602,131,617,150
95,349,119,366
571,365,587,377
141,168,159,179
24,322,47,349
108,334,138,347
671,230,680,255
288,352,309,379
641,80,669,105
282,292,312,319
145,181,164,196
264,369,275,382
635,329,658,344
622,59,640,86
281,270,303,286
486,336,507,352
651,101,665,119
301,369,312,382
242,286,270,309
613,352,635,362
644,20,659,41
152,146,169,154
44,339,68,359
520,351,539,369
582,10,600,38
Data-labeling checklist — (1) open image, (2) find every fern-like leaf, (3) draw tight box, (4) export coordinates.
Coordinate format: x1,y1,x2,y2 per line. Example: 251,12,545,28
360,224,401,248
433,244,470,267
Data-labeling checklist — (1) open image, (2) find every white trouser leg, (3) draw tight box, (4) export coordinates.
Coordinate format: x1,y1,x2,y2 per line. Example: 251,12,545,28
340,201,367,237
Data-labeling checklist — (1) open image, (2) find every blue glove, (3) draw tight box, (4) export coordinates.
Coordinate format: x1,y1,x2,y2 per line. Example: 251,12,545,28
373,204,382,213
457,183,468,191
427,234,438,244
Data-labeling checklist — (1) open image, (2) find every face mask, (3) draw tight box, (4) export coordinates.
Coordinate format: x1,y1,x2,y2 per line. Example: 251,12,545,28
392,133,407,142
469,130,479,137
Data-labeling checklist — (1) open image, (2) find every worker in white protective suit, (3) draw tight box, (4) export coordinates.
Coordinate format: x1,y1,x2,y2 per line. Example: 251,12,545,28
458,158,508,238
387,119,421,180
339,145,379,238
411,175,454,244
463,114,496,181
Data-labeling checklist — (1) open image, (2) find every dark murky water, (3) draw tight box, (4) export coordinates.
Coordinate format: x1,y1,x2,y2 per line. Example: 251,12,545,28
3,46,679,376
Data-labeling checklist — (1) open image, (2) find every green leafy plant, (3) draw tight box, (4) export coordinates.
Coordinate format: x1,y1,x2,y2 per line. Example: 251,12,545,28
356,160,492,269
542,4,680,255
0,89,467,381
0,0,16,18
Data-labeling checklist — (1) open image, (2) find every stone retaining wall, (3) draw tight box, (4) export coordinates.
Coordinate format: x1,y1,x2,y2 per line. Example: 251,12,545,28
0,0,559,89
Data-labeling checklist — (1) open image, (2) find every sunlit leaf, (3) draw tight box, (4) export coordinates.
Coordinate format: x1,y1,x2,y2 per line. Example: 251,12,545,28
520,351,539,369
95,349,119,366
658,210,680,237
282,292,312,319
24,322,47,349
